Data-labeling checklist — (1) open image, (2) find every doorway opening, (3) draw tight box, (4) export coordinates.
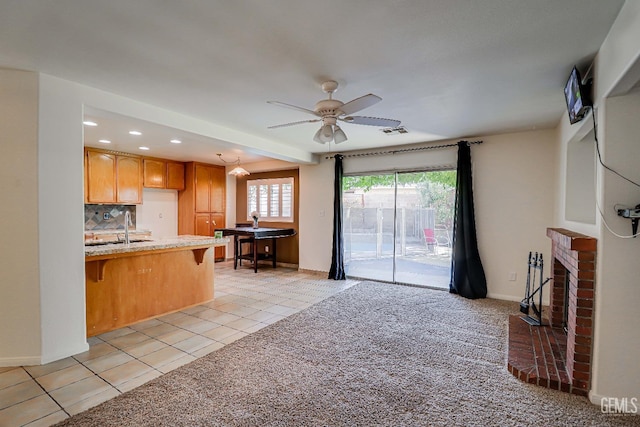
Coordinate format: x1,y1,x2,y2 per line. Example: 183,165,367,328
342,170,455,288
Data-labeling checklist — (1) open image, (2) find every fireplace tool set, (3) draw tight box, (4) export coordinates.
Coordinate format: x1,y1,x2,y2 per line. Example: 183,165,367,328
520,252,551,326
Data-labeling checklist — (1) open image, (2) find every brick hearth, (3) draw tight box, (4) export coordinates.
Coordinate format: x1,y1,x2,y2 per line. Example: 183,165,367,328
507,228,596,397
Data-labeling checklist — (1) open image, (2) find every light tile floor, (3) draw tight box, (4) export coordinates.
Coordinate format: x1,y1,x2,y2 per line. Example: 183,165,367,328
0,262,358,427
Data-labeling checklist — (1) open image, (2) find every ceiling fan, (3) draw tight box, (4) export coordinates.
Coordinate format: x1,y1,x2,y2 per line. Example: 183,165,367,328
267,80,401,144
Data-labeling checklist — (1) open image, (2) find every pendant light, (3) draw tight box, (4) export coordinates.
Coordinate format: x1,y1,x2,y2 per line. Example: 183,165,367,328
217,153,250,176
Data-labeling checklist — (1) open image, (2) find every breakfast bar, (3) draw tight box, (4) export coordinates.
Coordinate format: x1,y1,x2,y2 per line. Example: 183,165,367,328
84,235,228,337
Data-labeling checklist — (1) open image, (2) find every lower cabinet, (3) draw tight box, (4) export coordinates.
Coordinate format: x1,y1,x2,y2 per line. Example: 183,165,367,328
195,213,225,261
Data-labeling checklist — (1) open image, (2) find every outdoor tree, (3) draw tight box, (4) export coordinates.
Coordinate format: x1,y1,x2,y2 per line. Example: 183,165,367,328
343,171,456,227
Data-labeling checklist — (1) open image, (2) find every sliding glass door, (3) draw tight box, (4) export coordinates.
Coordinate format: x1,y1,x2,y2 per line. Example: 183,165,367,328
342,170,455,288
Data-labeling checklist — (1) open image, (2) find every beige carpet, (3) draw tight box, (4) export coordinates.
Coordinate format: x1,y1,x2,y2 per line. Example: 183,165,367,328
56,281,638,426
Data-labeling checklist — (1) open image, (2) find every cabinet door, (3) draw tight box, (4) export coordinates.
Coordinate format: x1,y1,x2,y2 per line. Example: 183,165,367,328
194,165,211,212
210,212,226,261
117,156,142,204
143,159,166,188
86,150,116,203
194,213,212,236
166,162,185,190
210,166,226,213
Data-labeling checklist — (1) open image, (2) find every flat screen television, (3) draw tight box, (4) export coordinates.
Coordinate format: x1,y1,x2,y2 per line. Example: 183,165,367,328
564,66,592,124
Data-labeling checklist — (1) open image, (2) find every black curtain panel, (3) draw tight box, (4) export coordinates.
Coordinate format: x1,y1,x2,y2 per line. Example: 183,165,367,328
449,141,487,299
328,154,346,280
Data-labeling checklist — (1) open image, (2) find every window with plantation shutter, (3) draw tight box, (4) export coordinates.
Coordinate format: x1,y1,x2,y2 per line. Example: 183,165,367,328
246,177,294,222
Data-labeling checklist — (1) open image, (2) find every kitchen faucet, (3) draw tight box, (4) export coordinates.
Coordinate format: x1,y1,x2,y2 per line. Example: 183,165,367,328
124,211,133,245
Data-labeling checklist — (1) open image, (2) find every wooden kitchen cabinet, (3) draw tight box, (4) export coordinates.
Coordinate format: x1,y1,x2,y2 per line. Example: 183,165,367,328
85,149,142,204
143,158,166,188
86,150,116,203
117,156,143,204
143,159,185,190
179,162,226,261
194,163,225,212
166,161,185,190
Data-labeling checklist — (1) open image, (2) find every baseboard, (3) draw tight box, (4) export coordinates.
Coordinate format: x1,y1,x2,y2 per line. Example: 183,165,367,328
486,292,522,302
589,391,606,406
40,341,90,365
300,269,328,277
0,355,42,368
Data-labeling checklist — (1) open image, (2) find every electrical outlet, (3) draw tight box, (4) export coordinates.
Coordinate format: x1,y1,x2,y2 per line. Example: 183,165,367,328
265,245,269,253
509,272,517,281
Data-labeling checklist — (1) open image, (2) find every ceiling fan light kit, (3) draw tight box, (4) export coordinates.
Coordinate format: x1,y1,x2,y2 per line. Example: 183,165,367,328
268,80,401,144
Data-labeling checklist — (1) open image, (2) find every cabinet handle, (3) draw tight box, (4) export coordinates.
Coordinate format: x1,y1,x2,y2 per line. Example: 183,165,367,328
213,220,217,226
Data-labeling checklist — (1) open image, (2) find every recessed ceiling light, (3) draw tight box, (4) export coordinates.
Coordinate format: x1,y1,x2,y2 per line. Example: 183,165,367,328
129,130,142,136
83,121,98,126
138,146,150,151
98,139,111,144
170,139,182,144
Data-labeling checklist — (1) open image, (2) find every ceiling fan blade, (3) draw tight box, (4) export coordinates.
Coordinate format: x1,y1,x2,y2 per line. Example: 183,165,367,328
339,94,382,115
340,116,401,127
268,119,321,129
267,100,318,116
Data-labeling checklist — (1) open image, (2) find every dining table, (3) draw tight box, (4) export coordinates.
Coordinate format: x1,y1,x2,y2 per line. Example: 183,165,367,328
216,226,296,273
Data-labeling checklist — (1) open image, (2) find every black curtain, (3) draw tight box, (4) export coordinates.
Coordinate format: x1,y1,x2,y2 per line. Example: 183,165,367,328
449,141,487,299
328,154,346,280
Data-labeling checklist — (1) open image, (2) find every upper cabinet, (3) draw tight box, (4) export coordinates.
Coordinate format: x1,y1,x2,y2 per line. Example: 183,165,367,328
166,162,185,190
86,148,186,204
143,158,185,190
85,150,116,202
194,164,225,213
143,159,166,188
117,156,143,204
85,149,142,204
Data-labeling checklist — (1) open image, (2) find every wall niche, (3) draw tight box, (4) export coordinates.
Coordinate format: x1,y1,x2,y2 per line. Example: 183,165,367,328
565,130,596,224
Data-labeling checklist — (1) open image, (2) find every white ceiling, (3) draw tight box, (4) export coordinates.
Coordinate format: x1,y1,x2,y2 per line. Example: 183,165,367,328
0,0,625,164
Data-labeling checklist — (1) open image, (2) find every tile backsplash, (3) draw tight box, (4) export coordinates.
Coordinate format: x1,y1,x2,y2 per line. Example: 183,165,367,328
85,205,136,230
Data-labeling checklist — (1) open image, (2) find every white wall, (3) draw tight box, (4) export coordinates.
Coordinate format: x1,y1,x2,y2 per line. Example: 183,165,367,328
0,69,42,366
473,130,556,302
37,74,89,363
591,91,640,401
137,188,178,238
554,0,640,404
299,130,557,305
299,159,334,273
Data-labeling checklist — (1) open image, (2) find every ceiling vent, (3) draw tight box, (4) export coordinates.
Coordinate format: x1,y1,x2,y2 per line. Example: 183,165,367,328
381,126,408,134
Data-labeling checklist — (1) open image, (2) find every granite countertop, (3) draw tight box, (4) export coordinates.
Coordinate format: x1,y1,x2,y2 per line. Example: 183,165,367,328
85,235,230,257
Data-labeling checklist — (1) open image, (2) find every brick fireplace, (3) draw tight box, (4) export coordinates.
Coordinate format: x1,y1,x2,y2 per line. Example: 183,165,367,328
507,228,596,396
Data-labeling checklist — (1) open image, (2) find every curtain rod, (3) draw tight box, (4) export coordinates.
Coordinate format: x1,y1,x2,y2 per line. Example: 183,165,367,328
324,140,483,159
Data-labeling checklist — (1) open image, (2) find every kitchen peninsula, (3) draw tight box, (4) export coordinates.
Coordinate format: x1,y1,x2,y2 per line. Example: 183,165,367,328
85,235,228,337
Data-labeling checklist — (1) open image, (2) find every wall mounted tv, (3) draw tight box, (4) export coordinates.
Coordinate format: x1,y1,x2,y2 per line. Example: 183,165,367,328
564,66,592,125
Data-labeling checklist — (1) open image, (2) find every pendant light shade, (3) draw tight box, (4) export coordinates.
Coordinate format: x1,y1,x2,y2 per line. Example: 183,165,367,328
217,153,250,176
228,165,250,176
